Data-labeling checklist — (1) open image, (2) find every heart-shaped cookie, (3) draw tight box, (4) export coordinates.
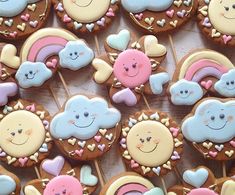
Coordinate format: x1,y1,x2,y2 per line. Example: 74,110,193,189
42,156,65,176
80,165,98,186
144,35,167,57
112,88,137,106
0,175,16,195
0,83,18,106
92,59,113,83
149,72,169,95
144,188,164,195
24,185,41,195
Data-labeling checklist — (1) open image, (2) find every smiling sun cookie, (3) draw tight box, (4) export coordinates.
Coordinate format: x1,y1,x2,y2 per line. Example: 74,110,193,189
0,0,51,40
120,110,183,177
197,0,235,46
50,95,121,161
24,156,98,195
168,49,235,106
182,98,235,161
92,29,169,106
1,28,94,89
121,0,198,34
0,99,53,167
0,165,21,195
168,166,235,195
52,0,119,34
100,172,164,195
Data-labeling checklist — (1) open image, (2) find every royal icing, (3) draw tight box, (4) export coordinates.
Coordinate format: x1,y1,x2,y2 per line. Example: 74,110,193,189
43,175,83,195
0,175,16,195
80,165,98,186
221,180,235,195
50,95,121,140
0,83,18,106
182,99,235,144
42,156,65,176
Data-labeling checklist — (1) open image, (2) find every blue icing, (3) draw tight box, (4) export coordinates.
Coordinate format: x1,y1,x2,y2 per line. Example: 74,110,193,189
15,61,52,89
149,72,170,95
170,79,203,106
59,41,94,71
0,0,40,17
182,99,235,144
144,188,164,195
121,0,174,13
215,69,235,97
0,175,16,195
50,95,121,140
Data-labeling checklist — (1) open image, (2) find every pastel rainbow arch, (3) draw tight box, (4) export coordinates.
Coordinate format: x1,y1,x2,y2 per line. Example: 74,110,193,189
178,50,234,82
20,28,77,63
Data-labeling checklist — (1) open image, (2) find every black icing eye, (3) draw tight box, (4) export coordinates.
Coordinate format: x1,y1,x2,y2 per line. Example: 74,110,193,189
224,6,229,11
231,81,235,85
25,73,28,77
62,189,66,194
180,91,184,94
146,137,152,142
70,53,73,56
220,114,225,119
84,112,89,117
29,71,33,74
74,52,78,55
185,90,188,94
18,129,22,134
233,4,235,9
211,116,215,121
124,67,129,72
132,63,137,68
11,132,15,136
226,81,230,86
140,138,145,143
75,115,79,119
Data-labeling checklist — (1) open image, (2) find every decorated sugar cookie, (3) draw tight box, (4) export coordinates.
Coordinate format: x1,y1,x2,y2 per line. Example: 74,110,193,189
182,98,235,161
197,0,235,46
121,0,198,34
168,166,235,195
52,0,119,34
50,95,121,161
168,49,235,106
24,155,98,195
92,29,169,106
0,165,21,195
0,99,53,167
1,28,94,89
0,0,51,40
0,43,18,106
120,110,183,177
100,172,164,195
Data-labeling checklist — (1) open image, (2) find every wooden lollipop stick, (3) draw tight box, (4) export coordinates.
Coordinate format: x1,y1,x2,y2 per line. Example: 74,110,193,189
34,166,41,179
222,162,227,177
168,35,178,65
94,159,105,187
160,176,168,195
57,71,70,98
94,35,101,55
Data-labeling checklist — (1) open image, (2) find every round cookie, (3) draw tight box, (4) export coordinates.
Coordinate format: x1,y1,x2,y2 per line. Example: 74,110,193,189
168,166,234,195
24,155,98,195
121,0,198,34
197,0,235,46
92,29,169,107
100,172,164,195
0,165,21,195
0,99,53,167
0,0,51,40
52,0,119,34
0,43,18,106
50,95,121,161
120,110,183,177
168,49,235,106
182,98,235,161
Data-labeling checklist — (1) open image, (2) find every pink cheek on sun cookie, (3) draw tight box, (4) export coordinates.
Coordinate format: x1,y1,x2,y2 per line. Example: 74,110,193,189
113,49,152,88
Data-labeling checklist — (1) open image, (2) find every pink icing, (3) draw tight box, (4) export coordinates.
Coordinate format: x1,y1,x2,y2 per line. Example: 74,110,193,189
184,59,228,81
187,188,218,195
117,184,148,195
113,49,152,88
43,175,83,195
27,37,68,61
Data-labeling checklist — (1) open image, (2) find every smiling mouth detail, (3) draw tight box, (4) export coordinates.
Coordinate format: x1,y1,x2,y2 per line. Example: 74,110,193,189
70,56,79,61
223,15,235,19
127,70,139,78
138,144,158,153
26,73,36,80
73,118,95,128
10,137,29,146
0,0,9,2
206,121,228,130
74,0,93,7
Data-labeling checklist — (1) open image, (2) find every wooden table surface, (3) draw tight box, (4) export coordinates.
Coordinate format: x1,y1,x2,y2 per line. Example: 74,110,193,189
2,7,235,194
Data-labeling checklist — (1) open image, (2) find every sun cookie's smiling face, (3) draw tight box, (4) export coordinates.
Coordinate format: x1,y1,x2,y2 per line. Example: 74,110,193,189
0,110,45,158
62,0,110,23
113,49,152,88
209,0,235,35
126,121,174,167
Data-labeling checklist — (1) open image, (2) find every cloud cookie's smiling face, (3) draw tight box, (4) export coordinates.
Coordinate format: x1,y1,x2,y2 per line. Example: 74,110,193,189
0,110,46,158
182,99,235,144
126,121,174,167
209,0,235,35
62,0,110,23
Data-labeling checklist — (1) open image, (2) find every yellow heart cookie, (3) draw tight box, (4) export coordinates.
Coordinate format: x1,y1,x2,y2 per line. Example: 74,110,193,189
0,44,21,69
92,59,113,84
24,185,41,195
144,35,167,57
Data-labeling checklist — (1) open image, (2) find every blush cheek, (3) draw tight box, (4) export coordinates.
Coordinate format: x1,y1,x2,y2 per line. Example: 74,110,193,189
220,12,224,16
203,120,209,126
228,115,234,122
136,143,143,149
25,129,32,136
71,0,76,3
68,120,75,124
138,63,143,68
7,137,13,142
79,52,84,56
154,139,160,144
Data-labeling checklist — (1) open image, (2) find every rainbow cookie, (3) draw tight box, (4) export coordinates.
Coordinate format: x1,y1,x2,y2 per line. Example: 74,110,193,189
50,95,121,161
182,98,235,161
52,0,119,34
100,172,164,195
168,166,235,195
121,0,198,34
1,28,94,89
197,0,235,46
0,99,53,167
169,49,235,106
120,110,183,177
92,29,169,106
0,165,21,195
24,155,98,195
0,0,51,40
